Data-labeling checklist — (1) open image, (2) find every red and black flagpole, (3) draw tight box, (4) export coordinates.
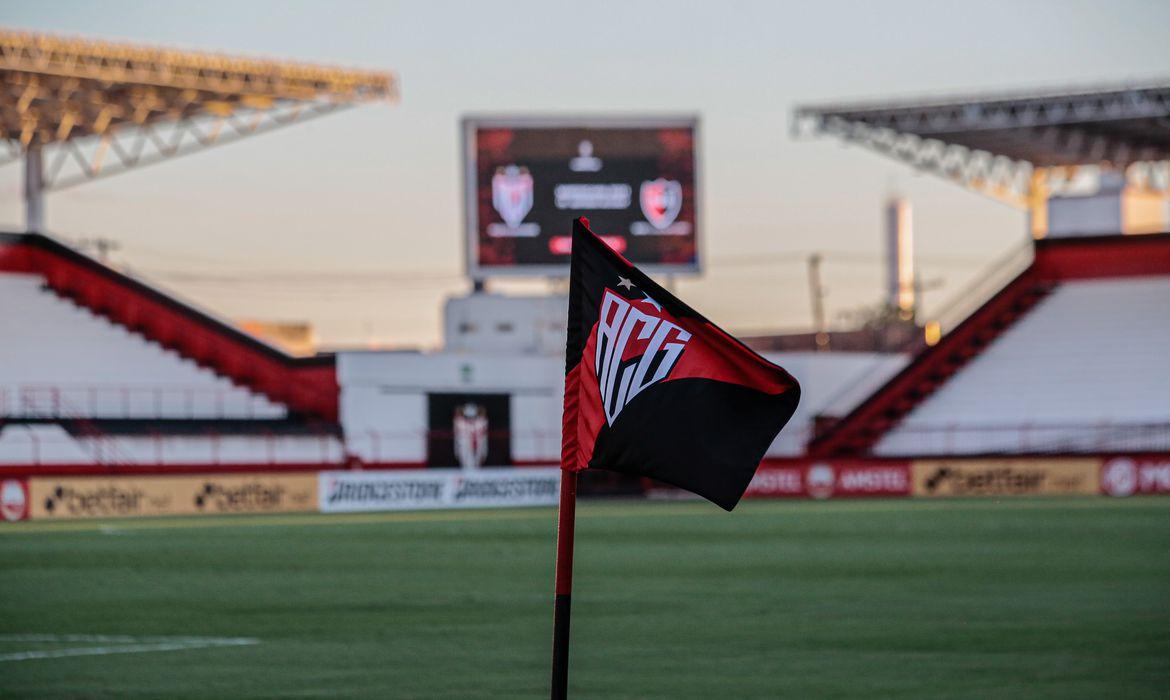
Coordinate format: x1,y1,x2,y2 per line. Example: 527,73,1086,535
550,468,578,699
548,217,801,697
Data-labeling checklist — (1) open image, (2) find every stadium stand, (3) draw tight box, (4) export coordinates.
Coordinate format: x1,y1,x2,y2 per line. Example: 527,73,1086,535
0,424,90,464
0,233,343,471
0,232,337,421
876,276,1170,455
813,233,1170,458
0,273,285,420
797,82,1170,462
0,31,381,477
760,352,907,456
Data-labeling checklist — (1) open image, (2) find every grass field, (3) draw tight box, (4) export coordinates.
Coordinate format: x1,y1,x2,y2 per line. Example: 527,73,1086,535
2,497,1168,699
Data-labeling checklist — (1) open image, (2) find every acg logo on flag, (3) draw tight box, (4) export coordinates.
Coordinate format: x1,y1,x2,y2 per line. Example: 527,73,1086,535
639,178,682,230
595,285,691,424
491,165,534,228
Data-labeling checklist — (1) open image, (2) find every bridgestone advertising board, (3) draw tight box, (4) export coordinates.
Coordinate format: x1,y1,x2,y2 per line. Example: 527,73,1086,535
318,468,560,514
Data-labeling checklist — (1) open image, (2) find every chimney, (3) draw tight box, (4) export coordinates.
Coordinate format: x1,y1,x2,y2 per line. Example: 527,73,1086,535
886,197,915,321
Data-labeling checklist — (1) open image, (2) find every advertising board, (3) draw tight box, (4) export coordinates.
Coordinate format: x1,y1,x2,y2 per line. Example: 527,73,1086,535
744,462,911,499
1,478,29,522
1100,457,1170,497
26,473,318,520
911,459,1098,497
318,468,560,514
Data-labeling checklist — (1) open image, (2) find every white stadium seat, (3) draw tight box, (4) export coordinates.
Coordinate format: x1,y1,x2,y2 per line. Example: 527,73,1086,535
0,424,343,466
0,273,287,420
0,424,92,464
875,277,1170,455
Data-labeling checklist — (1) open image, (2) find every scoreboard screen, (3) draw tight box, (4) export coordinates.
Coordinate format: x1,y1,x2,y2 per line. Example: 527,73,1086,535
463,116,699,277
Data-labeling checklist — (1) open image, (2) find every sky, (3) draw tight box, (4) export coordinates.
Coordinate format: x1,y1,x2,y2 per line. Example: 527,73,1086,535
2,0,1169,349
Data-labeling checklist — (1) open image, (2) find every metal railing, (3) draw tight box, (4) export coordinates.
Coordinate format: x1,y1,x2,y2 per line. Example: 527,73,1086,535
5,420,1163,469
2,384,282,420
875,421,1170,456
930,238,1035,336
0,428,342,467
0,426,552,469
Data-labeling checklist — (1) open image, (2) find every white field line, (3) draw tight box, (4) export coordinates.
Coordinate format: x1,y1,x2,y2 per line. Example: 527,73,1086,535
2,496,1163,536
0,634,258,662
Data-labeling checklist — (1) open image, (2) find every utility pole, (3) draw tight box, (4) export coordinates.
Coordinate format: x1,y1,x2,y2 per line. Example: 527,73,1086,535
807,253,828,351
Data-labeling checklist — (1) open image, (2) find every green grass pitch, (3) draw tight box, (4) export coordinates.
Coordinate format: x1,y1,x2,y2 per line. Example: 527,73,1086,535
2,497,1168,698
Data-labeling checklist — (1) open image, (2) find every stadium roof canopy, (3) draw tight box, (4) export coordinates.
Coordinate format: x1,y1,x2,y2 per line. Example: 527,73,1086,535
0,28,398,230
794,81,1170,210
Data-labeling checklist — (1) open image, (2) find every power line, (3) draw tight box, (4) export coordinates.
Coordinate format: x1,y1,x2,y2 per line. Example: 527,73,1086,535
134,249,984,284
711,250,988,267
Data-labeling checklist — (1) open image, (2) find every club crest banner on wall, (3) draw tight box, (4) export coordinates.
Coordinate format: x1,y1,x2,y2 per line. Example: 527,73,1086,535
427,392,511,469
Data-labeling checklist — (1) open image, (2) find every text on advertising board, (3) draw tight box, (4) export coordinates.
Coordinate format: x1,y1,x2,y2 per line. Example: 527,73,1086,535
745,463,910,499
27,474,317,520
911,459,1098,497
319,468,560,513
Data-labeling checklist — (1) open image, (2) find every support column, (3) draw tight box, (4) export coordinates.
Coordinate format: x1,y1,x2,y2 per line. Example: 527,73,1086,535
24,144,44,233
1027,167,1049,240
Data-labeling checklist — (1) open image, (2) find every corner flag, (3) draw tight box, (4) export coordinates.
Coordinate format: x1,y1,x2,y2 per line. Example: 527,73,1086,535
550,217,801,698
562,217,800,510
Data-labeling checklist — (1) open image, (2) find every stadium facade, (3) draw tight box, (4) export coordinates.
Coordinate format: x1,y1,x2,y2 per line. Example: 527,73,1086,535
2,31,1169,520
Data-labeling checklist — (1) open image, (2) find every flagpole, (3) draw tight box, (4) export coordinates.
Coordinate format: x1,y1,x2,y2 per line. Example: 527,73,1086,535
550,468,578,700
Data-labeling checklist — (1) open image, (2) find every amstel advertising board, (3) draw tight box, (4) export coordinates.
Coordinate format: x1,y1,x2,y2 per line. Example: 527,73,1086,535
745,462,911,499
911,459,1098,497
26,473,317,520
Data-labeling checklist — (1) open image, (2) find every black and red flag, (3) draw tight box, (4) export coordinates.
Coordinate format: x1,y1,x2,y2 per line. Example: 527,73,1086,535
561,217,801,510
550,217,801,697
